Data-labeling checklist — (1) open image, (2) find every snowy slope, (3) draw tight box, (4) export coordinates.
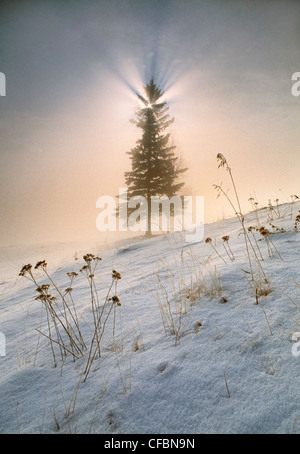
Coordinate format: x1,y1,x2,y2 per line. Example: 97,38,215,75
0,201,299,434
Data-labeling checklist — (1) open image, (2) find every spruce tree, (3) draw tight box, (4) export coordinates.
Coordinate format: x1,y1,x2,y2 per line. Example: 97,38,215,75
124,78,187,235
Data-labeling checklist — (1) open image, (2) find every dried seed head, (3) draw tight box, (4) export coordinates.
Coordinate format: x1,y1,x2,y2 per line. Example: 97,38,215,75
112,270,122,280
35,260,47,270
83,253,95,263
259,227,270,237
216,153,227,168
205,237,212,243
35,294,48,302
36,284,50,293
19,264,32,276
222,235,229,242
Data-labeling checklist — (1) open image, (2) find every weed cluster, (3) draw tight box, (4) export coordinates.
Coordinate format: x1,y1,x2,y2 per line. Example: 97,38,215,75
214,153,275,301
204,235,235,263
19,256,123,382
154,250,221,345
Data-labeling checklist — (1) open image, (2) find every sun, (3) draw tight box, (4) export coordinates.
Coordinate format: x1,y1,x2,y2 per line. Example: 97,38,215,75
137,98,153,110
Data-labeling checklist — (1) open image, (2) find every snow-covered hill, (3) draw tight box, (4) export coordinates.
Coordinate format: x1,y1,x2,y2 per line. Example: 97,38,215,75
0,201,299,434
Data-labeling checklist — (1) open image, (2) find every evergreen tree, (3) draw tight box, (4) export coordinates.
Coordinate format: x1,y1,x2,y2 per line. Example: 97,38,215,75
124,78,187,235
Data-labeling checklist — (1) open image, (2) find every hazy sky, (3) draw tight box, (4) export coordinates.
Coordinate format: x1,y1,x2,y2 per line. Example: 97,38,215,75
1,0,300,246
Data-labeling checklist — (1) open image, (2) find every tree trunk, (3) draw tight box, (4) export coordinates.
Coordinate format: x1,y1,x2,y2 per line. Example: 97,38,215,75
146,191,152,237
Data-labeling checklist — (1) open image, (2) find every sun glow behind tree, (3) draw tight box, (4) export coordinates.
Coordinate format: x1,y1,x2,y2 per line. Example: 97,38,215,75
1,0,300,246
124,78,187,235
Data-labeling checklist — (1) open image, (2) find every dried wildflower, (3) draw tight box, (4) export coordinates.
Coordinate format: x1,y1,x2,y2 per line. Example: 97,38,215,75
112,270,122,280
67,271,78,278
205,236,226,263
221,235,235,261
65,287,73,293
216,153,227,168
80,265,88,273
35,260,47,270
88,274,94,279
35,294,48,302
111,296,120,305
36,284,50,293
259,227,270,237
19,264,32,276
83,253,94,263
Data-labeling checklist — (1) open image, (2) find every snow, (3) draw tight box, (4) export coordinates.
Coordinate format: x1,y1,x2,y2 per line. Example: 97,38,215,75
0,201,299,434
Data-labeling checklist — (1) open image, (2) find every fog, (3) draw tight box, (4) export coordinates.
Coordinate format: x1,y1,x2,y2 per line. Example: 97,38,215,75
1,0,299,247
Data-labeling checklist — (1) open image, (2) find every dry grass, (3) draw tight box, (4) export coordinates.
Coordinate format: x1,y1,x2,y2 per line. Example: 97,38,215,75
154,251,222,345
214,153,272,297
19,256,123,382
